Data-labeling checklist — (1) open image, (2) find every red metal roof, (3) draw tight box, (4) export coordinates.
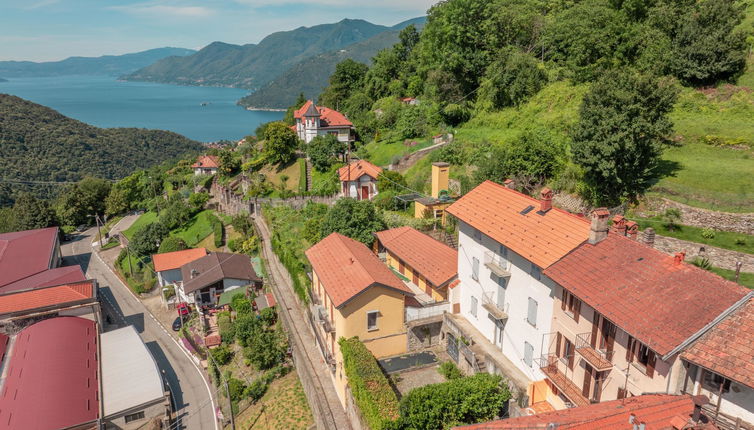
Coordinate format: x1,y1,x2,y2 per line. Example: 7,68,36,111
446,181,590,269
0,317,99,430
456,394,715,430
0,227,59,289
0,265,86,294
544,233,749,356
294,100,353,128
683,297,754,389
338,160,382,181
152,247,208,272
375,227,458,287
191,155,220,169
0,280,95,316
306,233,413,308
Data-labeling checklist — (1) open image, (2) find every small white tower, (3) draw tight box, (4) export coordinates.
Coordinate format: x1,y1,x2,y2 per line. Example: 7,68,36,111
303,102,321,143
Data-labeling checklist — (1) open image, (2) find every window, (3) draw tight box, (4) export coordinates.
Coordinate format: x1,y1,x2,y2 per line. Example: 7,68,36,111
530,264,542,280
703,372,732,393
561,290,581,322
472,257,480,281
367,311,378,331
563,338,575,369
125,412,145,423
473,228,482,241
524,341,534,367
629,339,657,377
527,297,538,327
470,296,478,317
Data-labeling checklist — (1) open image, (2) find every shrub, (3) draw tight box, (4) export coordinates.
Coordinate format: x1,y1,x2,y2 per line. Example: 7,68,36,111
188,192,210,212
227,239,238,252
298,158,308,194
231,293,253,315
339,337,399,430
244,328,288,370
244,379,268,402
701,228,716,240
691,257,713,271
211,215,224,248
438,361,462,380
211,344,234,366
218,313,235,343
227,378,246,402
130,222,170,256
662,209,682,231
157,236,188,253
735,238,747,246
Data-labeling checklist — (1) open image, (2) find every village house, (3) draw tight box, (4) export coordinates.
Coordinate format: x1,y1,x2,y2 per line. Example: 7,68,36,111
305,232,414,405
338,159,382,201
153,247,209,288
539,216,750,413
192,155,220,176
178,252,261,307
444,181,591,393
293,100,354,144
681,297,754,428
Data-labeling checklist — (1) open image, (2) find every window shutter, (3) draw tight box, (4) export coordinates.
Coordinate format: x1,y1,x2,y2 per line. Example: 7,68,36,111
567,340,575,369
646,350,656,378
524,342,534,367
527,298,538,327
561,289,567,311
591,316,599,348
626,336,634,362
556,332,562,358
573,298,581,323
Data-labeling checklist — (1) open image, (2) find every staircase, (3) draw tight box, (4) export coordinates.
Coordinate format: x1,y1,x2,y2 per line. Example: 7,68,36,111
305,159,313,192
470,344,488,373
428,229,458,249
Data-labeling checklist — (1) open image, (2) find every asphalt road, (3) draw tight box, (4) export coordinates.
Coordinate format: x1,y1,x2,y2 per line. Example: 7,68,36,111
61,228,218,430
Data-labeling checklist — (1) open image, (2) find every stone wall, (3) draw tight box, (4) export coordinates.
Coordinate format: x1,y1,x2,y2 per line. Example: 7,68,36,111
637,198,754,235
653,235,754,272
407,321,443,351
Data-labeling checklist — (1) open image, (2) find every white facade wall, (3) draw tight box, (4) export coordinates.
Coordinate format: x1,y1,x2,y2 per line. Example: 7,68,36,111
457,220,555,382
156,269,183,288
296,118,351,143
688,365,754,426
342,175,378,200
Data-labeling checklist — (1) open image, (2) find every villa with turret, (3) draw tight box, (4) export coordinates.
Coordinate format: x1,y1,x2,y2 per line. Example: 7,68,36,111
293,100,355,144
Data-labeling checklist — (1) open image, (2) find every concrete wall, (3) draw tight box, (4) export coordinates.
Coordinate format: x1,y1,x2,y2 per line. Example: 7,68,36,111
103,397,169,430
157,268,182,288
456,220,555,382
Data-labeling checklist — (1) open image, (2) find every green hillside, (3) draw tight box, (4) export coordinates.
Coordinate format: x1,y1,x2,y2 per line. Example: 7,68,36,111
0,94,202,203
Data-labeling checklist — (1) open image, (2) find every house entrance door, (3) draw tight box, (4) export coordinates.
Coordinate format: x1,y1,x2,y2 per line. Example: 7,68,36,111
361,185,369,200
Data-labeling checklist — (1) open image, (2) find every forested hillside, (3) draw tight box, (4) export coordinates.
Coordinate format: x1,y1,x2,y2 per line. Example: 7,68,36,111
0,94,202,204
123,19,395,89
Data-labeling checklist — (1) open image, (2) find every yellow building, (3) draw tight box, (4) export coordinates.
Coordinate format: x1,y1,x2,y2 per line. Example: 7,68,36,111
414,162,455,225
374,226,458,303
305,232,414,405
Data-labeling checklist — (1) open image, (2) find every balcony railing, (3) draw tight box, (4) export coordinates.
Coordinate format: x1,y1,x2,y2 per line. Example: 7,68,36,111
538,354,590,408
312,304,334,333
484,251,511,278
574,333,614,372
406,301,451,323
481,291,508,321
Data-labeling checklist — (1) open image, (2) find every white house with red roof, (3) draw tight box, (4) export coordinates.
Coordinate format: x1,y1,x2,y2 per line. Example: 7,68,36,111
338,159,382,200
192,155,220,176
293,100,354,144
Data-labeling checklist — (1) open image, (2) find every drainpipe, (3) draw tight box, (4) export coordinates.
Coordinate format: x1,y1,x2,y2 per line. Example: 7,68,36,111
665,360,674,394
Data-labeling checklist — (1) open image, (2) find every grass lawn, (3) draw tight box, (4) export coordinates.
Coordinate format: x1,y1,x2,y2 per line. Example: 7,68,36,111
710,267,754,289
122,211,158,240
630,216,754,255
231,371,313,430
361,136,435,167
172,210,217,247
259,159,301,197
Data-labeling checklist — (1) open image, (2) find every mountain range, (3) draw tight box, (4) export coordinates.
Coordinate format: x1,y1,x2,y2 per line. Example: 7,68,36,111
125,17,425,108
0,47,196,78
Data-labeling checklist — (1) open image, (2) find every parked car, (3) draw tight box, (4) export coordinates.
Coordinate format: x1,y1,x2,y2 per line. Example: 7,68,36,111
171,315,190,331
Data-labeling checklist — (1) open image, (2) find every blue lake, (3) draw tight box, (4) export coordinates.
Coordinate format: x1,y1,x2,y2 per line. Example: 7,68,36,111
0,75,283,142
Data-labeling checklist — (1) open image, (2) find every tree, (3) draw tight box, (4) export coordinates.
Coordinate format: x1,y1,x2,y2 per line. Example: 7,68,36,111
377,170,407,194
188,192,209,213
55,177,112,227
477,49,548,109
263,122,299,165
160,195,192,230
218,150,240,177
105,186,129,217
319,59,370,110
306,135,345,172
231,293,253,315
12,193,57,231
572,71,678,205
244,327,288,370
157,236,188,253
231,212,253,236
129,222,169,256
283,93,307,125
320,198,386,245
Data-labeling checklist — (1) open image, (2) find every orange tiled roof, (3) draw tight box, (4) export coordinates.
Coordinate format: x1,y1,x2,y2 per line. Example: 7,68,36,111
682,297,754,389
152,248,208,272
305,233,413,308
338,160,382,182
375,227,458,287
446,181,590,269
0,281,95,315
294,100,353,128
455,394,715,430
545,234,749,356
192,155,219,169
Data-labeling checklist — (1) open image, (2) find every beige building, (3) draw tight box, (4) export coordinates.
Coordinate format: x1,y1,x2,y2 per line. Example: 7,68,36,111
414,162,455,225
305,232,414,404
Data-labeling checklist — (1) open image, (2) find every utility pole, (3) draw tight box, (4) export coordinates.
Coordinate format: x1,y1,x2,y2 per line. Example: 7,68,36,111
126,244,134,277
223,375,236,430
95,213,105,247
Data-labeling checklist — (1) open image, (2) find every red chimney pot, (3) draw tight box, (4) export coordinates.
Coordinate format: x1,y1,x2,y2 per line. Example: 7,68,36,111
539,188,553,213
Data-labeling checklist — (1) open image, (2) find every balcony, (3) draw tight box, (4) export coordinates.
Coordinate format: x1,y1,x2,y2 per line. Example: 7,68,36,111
539,354,590,408
313,304,334,333
481,291,508,321
406,301,451,326
484,251,511,278
574,333,613,372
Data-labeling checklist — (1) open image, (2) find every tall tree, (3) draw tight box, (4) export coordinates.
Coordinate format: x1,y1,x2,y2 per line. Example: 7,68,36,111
12,193,57,231
55,177,111,226
306,134,346,172
572,71,678,205
319,198,386,245
319,59,369,110
263,122,299,165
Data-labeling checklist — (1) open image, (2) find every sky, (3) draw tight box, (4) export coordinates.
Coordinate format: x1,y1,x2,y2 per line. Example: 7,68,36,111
0,0,439,62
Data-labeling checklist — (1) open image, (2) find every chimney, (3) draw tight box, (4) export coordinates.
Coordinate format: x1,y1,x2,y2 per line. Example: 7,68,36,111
539,188,553,213
191,269,199,279
588,208,610,244
504,179,515,189
691,395,709,423
674,251,686,265
611,215,627,235
626,221,639,240
642,227,656,248
431,162,450,199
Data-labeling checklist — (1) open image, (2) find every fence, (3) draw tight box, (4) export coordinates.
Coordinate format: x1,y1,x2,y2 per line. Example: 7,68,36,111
405,302,450,322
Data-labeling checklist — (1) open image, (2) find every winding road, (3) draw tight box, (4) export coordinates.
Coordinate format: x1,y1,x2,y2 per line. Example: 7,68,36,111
61,227,218,430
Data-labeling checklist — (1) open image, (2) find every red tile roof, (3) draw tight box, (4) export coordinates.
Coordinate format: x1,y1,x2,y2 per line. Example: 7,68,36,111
0,227,59,289
294,100,353,128
545,234,749,356
375,227,458,287
153,247,208,272
0,265,86,294
682,297,754,389
0,334,8,365
0,317,99,430
338,159,382,181
192,155,220,169
306,233,413,308
446,181,590,269
456,394,714,430
0,280,96,316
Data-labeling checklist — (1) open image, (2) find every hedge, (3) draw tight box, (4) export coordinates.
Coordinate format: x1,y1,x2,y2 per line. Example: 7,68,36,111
339,337,399,430
211,215,224,248
298,158,308,195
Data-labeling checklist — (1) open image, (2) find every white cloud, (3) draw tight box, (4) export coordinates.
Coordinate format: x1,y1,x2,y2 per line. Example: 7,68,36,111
110,2,215,19
24,0,60,10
